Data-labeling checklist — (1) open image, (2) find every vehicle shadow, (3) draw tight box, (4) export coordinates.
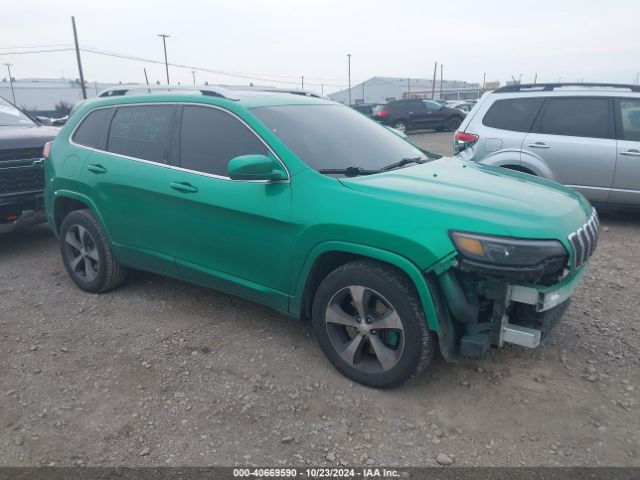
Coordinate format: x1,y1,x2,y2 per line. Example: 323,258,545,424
596,207,640,226
0,224,55,256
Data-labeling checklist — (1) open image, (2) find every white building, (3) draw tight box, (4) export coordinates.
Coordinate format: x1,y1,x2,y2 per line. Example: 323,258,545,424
329,76,482,105
0,78,143,115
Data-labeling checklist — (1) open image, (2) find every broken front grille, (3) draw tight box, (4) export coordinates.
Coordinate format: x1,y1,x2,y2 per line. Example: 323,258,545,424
568,209,599,269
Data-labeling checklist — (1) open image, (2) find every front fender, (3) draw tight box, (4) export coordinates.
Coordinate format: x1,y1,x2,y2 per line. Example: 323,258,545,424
291,241,441,332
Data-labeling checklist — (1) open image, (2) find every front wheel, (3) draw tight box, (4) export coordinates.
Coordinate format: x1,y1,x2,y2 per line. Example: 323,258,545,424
312,260,435,388
59,209,127,293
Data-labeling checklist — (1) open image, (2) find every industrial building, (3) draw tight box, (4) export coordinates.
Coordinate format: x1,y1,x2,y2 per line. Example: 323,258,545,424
329,76,483,105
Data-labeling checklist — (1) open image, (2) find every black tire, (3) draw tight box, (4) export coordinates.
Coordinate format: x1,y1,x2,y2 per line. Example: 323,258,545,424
311,260,435,388
446,116,462,132
59,209,127,293
392,119,407,132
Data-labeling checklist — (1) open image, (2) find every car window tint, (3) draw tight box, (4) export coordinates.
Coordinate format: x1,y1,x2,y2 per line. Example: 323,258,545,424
620,99,640,141
180,106,268,177
72,108,112,149
536,98,611,139
107,105,175,163
482,98,543,132
423,100,441,111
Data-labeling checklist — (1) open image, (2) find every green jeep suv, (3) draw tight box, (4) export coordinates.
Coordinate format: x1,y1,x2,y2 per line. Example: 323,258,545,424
44,86,597,388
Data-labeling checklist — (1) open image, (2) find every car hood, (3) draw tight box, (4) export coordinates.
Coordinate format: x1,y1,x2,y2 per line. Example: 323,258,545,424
339,157,592,239
0,125,59,150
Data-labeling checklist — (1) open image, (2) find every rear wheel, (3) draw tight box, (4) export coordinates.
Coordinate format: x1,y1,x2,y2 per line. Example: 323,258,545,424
59,209,127,293
312,260,435,388
392,120,407,132
446,116,462,132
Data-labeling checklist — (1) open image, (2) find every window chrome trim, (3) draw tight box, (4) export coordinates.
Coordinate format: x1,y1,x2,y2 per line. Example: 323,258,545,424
68,101,290,183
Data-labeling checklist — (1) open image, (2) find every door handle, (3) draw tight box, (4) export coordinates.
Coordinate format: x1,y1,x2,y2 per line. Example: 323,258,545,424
528,142,550,149
170,181,199,193
620,149,640,157
87,164,107,174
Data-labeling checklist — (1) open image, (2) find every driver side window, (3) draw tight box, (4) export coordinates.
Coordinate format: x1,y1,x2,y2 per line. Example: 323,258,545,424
179,106,269,177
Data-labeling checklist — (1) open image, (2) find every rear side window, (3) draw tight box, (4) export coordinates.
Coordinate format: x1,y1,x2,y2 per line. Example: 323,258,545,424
534,97,612,139
179,106,268,177
72,108,113,149
106,105,175,163
619,99,640,141
482,98,543,132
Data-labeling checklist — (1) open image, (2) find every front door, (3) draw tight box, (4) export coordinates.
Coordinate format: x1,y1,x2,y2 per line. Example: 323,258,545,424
169,105,292,311
522,97,616,203
610,98,640,205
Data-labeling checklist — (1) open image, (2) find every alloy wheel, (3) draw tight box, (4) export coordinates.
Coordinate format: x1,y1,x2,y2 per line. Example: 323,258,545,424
324,285,405,373
63,224,100,282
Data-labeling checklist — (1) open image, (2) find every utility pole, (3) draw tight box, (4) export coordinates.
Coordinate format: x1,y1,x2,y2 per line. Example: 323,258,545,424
71,16,87,99
482,72,486,92
4,64,16,104
407,79,411,97
321,84,324,95
301,75,304,89
431,61,437,99
192,70,196,85
534,73,538,85
362,80,365,103
440,64,443,100
347,54,352,105
158,34,170,85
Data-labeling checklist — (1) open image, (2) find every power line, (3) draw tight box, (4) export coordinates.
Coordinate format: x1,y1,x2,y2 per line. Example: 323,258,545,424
0,44,74,50
80,47,345,87
0,48,75,55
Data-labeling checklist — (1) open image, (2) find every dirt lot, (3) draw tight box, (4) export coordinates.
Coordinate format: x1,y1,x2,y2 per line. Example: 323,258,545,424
1,131,639,467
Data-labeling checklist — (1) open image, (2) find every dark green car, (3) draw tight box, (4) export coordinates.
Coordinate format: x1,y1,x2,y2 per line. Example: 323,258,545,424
44,86,597,388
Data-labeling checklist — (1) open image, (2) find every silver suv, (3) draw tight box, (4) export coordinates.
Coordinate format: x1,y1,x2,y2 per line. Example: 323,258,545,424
454,83,640,207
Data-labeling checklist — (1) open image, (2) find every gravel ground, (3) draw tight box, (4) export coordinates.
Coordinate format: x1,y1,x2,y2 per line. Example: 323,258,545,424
1,132,639,467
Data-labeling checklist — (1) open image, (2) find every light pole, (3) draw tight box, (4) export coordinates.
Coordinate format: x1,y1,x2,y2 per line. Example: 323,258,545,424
158,34,170,85
192,70,196,85
4,63,16,104
347,54,352,106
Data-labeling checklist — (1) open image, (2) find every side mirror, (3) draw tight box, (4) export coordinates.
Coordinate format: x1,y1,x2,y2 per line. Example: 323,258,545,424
227,154,288,181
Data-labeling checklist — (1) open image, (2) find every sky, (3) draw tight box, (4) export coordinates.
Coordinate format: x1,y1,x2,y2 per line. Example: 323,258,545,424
1,0,638,95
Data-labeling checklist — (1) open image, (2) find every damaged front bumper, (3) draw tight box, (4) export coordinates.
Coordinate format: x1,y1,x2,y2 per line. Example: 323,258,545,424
434,263,587,360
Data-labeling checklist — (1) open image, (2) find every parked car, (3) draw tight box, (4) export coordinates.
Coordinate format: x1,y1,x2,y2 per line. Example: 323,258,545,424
446,101,475,114
454,83,640,207
373,99,465,133
350,103,376,117
0,96,58,233
45,87,595,388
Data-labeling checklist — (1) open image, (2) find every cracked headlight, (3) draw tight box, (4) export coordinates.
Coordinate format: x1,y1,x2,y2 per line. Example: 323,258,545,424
450,231,567,267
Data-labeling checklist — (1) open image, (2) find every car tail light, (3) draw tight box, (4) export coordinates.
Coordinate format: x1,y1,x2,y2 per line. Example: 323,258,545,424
43,141,53,159
376,110,389,118
454,131,478,153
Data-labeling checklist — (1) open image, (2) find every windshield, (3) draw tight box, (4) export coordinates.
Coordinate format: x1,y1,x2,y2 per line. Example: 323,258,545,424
0,97,35,127
252,104,429,173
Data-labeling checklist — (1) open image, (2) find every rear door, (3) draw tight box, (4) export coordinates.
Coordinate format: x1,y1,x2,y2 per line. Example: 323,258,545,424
522,97,616,203
462,97,543,161
611,98,640,205
80,103,179,274
397,100,423,129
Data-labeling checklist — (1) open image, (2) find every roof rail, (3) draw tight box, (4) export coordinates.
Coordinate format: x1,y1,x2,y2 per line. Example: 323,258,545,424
97,85,238,100
225,86,328,99
494,82,640,93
